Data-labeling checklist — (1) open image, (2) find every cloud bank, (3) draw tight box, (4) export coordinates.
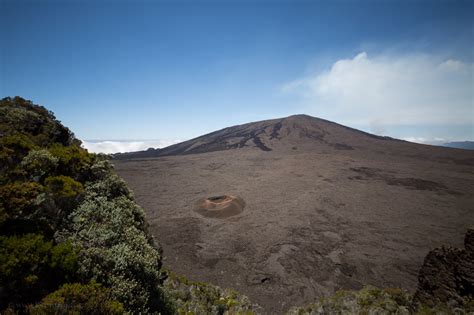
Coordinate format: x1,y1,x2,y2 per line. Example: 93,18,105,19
283,52,473,128
82,139,183,154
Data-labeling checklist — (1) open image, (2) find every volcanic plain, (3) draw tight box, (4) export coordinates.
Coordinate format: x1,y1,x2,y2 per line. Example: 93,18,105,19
113,115,474,313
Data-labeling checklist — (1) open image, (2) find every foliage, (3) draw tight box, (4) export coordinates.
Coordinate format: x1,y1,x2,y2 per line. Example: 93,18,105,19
85,171,132,200
0,234,78,309
20,149,59,181
163,270,258,315
0,97,98,313
0,134,38,178
0,97,176,314
0,97,90,236
45,175,83,198
0,181,43,218
30,282,124,315
286,287,411,315
48,144,95,182
286,286,474,315
58,167,171,313
44,175,84,212
0,96,77,147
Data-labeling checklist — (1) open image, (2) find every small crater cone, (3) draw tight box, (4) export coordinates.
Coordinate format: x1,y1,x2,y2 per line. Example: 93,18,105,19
194,195,245,219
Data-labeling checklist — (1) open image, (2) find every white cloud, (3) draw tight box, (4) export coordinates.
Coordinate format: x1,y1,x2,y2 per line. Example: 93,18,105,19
402,136,465,146
283,52,473,128
82,139,183,154
439,59,466,72
402,137,429,144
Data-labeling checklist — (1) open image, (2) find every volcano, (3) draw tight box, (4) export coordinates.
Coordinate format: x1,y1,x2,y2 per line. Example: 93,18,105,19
114,114,401,159
113,115,474,313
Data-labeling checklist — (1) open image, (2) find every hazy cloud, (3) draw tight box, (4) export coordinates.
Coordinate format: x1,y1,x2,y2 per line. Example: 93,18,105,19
402,136,460,146
401,137,429,144
82,139,183,154
283,52,473,128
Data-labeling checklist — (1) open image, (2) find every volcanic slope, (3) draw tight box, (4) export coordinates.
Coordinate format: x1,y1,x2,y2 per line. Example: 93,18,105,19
114,114,397,159
113,114,474,314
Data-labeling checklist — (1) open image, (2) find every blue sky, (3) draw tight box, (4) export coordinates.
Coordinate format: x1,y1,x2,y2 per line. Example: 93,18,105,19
1,0,473,153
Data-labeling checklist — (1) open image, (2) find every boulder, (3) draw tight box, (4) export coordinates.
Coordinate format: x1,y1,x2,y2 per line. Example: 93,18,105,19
413,228,474,307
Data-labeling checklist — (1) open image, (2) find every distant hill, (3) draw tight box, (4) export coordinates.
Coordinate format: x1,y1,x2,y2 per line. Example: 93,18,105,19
442,141,474,150
113,114,473,165
113,114,401,159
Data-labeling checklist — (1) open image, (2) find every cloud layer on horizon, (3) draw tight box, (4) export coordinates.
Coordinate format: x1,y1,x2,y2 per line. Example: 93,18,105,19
82,139,183,154
283,52,473,132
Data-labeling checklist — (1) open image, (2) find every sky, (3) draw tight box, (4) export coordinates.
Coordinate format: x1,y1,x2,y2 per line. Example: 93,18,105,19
1,0,473,153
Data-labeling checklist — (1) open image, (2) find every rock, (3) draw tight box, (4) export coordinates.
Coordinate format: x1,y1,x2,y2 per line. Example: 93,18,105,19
413,228,474,307
465,227,474,253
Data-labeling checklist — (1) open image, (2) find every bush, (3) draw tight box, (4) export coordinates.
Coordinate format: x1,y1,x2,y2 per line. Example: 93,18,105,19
45,176,83,198
48,145,95,182
57,165,170,313
45,175,84,213
0,177,84,236
85,172,132,200
20,149,59,181
30,282,124,315
0,96,76,147
89,159,114,181
286,287,412,315
63,196,164,312
0,181,43,220
163,271,257,315
0,234,78,309
0,134,38,176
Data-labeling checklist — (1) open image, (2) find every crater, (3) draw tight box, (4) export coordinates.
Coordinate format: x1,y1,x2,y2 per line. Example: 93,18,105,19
194,195,245,219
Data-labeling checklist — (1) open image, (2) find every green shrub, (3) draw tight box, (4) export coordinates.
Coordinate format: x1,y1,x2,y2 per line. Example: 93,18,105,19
48,145,94,182
285,286,474,315
0,177,83,236
286,286,412,315
63,196,164,312
163,270,257,315
58,166,170,313
45,175,83,198
85,172,132,200
0,97,76,147
30,282,124,315
0,134,38,176
20,149,59,181
45,175,84,212
89,159,114,181
0,181,43,219
0,234,78,309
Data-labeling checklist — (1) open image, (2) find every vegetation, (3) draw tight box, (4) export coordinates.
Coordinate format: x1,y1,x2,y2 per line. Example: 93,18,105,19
30,282,124,315
0,234,78,307
163,271,257,315
58,161,169,313
286,286,474,315
0,97,172,313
